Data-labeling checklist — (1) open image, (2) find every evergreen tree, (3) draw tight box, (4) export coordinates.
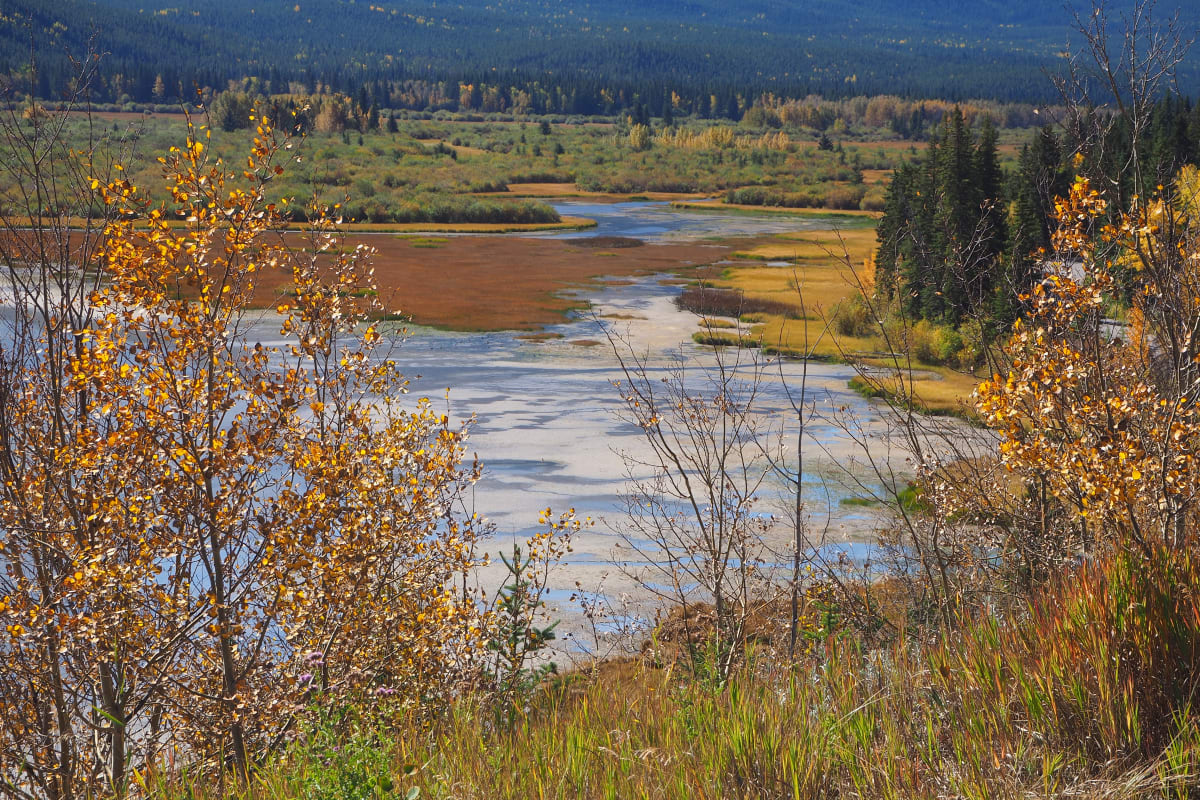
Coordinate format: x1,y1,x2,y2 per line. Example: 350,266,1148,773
878,110,1011,325
998,126,1067,323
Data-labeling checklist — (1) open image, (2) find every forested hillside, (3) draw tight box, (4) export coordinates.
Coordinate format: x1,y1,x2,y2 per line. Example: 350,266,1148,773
4,0,1198,111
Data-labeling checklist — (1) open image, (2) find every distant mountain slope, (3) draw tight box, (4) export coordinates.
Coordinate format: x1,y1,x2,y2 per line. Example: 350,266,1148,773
2,0,1197,104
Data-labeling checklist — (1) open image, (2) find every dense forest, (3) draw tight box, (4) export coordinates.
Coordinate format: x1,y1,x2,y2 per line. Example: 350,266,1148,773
4,0,1199,114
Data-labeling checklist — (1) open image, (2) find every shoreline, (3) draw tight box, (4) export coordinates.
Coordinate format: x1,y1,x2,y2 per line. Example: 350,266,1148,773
670,199,882,221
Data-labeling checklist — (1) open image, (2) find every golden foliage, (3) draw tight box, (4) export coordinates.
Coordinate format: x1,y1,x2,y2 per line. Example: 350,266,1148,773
976,174,1200,559
0,114,491,795
653,125,791,152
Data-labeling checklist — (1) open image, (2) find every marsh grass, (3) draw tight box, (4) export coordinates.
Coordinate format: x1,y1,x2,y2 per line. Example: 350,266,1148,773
162,548,1200,800
719,229,876,308
703,231,984,415
692,331,762,348
675,286,800,319
671,200,883,219
847,369,980,418
406,237,449,248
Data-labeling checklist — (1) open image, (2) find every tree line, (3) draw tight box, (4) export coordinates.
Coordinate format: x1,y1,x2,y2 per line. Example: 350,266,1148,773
10,0,1198,120
875,96,1200,329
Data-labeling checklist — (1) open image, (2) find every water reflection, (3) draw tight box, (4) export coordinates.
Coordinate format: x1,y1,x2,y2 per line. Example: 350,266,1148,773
531,200,857,243
382,272,916,645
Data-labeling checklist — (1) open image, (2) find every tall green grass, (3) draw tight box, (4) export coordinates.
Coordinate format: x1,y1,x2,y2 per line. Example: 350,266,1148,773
157,548,1200,800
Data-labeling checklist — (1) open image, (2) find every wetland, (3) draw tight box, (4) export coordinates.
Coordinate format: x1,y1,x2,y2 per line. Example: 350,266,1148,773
351,200,975,647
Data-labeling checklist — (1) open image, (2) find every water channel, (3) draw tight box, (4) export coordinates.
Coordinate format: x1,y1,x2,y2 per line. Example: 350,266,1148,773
381,201,947,650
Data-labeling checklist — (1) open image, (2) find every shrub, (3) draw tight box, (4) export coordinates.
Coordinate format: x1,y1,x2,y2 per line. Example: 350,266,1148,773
353,178,376,198
269,713,409,800
909,319,962,366
831,292,875,337
0,111,490,794
821,183,867,210
860,184,887,211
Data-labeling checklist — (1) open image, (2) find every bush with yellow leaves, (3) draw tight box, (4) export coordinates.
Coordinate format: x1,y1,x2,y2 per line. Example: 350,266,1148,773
976,171,1200,572
0,103,495,797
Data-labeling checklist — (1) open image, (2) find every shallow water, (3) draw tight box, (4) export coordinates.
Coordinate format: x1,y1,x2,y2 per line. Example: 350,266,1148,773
385,273,928,647
361,201,948,642
534,200,852,243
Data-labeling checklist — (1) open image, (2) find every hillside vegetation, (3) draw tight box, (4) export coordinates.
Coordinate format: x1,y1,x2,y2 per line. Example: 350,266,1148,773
5,0,1199,111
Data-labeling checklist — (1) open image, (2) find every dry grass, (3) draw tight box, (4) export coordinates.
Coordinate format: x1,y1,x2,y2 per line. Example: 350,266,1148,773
697,228,980,413
753,315,868,354
730,228,876,266
259,234,735,331
725,264,860,313
904,368,981,415
849,362,983,416
715,229,876,317
161,548,1200,800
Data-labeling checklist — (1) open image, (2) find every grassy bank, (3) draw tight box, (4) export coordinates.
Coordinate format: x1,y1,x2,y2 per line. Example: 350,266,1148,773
680,227,982,414
157,547,1200,800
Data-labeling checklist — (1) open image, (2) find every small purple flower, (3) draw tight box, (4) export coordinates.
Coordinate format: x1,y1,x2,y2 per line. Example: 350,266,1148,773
298,673,314,686
305,650,324,664
374,686,396,698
